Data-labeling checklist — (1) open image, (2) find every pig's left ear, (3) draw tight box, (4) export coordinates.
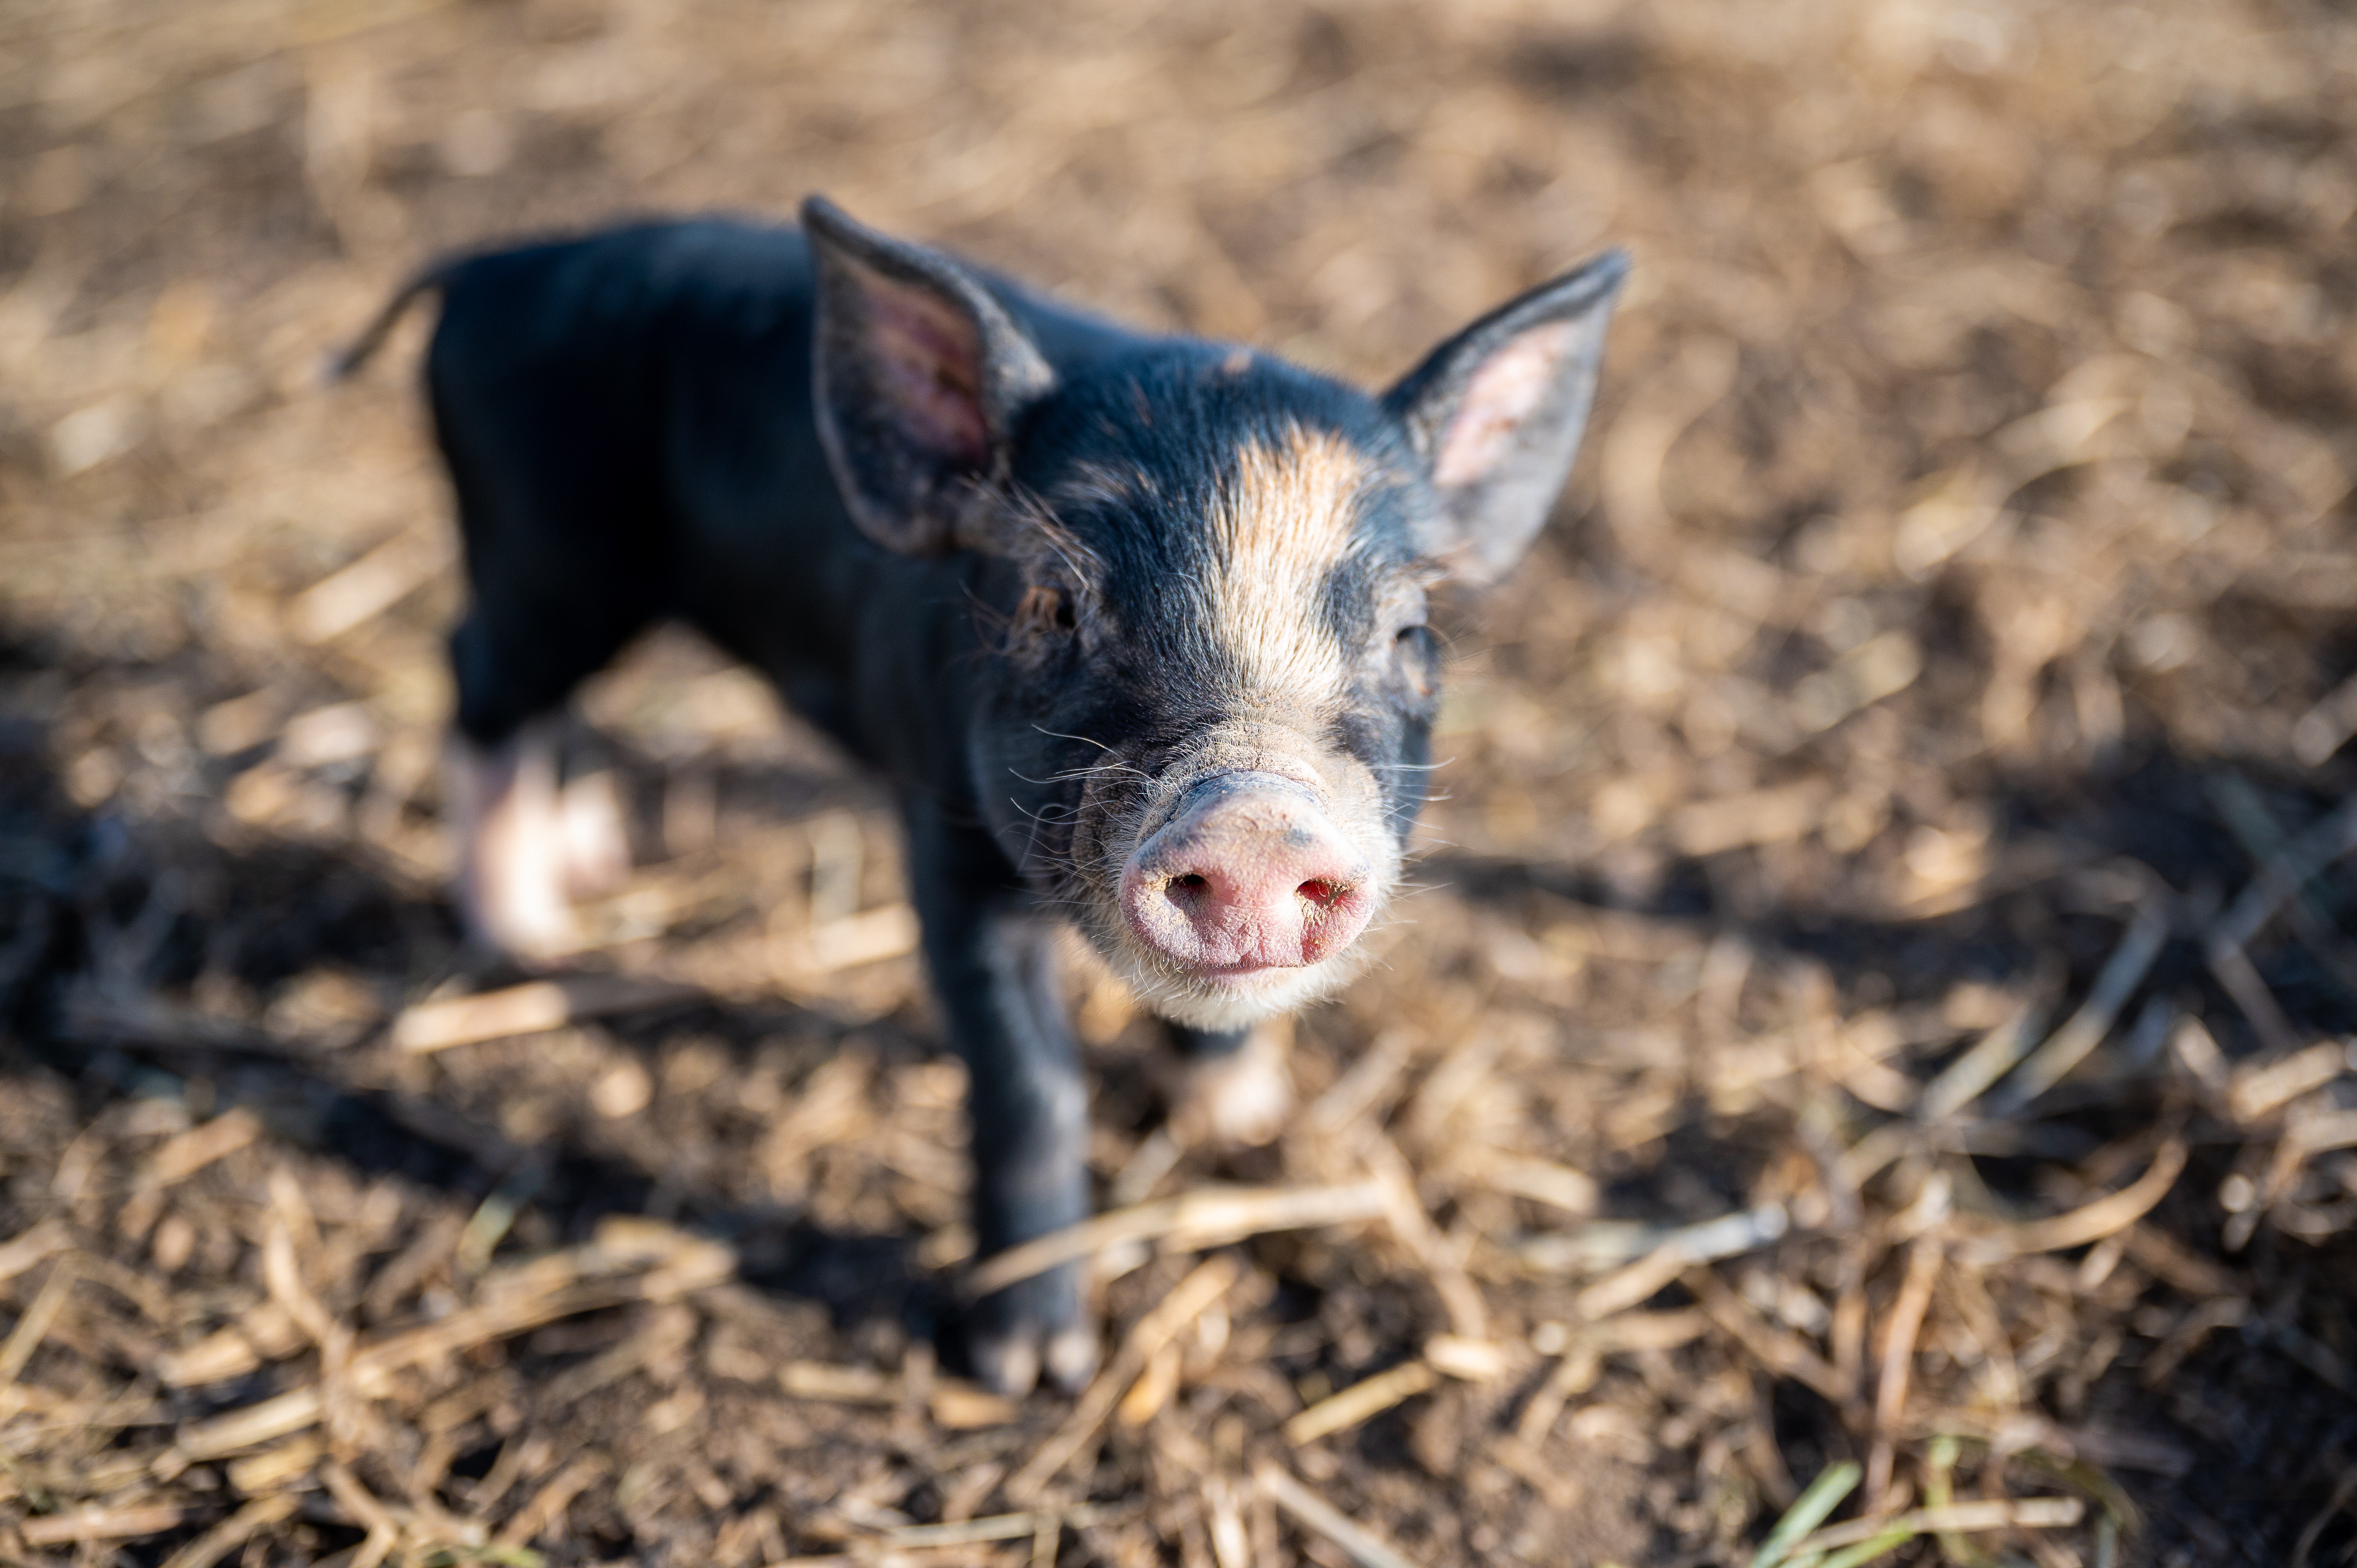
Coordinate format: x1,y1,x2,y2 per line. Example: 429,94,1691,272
1380,250,1629,586
804,196,1057,556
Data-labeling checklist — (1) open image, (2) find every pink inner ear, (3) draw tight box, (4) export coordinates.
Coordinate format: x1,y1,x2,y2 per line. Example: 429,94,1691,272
1432,320,1574,490
866,271,990,466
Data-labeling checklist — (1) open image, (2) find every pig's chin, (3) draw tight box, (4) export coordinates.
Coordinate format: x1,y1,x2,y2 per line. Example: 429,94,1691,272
1089,923,1374,1032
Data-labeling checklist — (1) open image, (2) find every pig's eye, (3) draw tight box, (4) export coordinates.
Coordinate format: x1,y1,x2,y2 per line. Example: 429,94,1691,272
1014,584,1078,639
1393,624,1438,692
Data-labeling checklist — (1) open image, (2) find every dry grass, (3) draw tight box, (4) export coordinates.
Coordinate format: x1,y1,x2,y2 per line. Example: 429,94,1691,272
4,0,2357,1563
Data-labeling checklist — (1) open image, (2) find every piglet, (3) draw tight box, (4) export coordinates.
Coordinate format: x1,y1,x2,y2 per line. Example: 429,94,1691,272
337,198,1626,1393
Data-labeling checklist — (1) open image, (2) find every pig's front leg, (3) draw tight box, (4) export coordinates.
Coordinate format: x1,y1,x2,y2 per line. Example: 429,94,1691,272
903,802,1097,1396
1167,1021,1296,1147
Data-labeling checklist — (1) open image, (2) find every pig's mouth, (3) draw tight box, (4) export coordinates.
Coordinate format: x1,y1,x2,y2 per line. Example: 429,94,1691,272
1082,763,1398,1031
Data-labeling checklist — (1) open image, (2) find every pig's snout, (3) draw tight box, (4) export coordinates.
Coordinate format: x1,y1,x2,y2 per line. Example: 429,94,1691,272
1119,773,1376,975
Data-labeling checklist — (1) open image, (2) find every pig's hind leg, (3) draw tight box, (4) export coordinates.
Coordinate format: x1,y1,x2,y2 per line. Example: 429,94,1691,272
904,800,1099,1396
443,713,635,960
444,715,576,959
440,482,659,961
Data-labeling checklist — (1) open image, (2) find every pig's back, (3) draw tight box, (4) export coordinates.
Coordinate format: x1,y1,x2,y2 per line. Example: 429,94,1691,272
424,215,1140,763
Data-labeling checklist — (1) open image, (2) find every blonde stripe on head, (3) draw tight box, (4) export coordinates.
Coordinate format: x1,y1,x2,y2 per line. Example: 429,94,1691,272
1199,424,1372,704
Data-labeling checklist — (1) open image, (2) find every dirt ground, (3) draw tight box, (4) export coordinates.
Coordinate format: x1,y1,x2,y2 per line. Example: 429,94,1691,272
4,0,2357,1563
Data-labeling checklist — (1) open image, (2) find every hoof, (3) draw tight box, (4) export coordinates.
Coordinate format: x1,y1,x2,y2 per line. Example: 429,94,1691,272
446,724,592,961
968,1266,1098,1396
559,771,633,901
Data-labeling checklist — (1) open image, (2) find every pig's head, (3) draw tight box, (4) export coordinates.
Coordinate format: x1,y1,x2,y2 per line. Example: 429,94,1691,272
805,197,1625,1030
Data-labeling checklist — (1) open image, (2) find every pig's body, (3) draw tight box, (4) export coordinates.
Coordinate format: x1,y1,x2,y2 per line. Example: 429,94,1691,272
426,219,1126,764
348,201,1626,1395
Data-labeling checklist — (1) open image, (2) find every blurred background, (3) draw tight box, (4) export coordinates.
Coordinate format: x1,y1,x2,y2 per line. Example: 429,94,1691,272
4,0,2356,1564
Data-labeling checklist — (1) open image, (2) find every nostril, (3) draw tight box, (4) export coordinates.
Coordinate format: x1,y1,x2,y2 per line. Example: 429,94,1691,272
1297,879,1339,908
1168,873,1210,901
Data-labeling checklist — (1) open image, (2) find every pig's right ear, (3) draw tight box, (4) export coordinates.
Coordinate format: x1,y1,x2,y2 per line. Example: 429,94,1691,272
805,196,1057,555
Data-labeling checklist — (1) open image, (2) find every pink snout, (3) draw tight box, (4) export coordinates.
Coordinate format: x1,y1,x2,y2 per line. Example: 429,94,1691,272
1118,773,1376,976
